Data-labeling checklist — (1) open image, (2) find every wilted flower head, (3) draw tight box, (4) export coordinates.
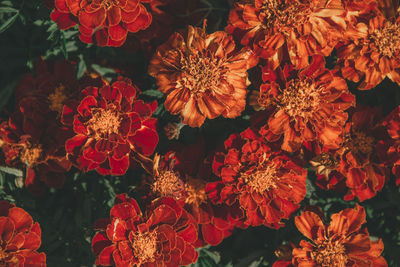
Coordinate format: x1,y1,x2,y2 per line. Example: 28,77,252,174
207,128,307,228
226,0,347,69
0,201,46,266
255,56,355,152
292,205,387,266
62,77,158,175
91,194,198,266
148,24,258,127
50,0,153,47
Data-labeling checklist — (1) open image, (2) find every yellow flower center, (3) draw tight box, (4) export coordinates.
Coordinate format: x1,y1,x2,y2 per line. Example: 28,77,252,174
48,84,68,114
371,22,400,58
152,170,184,199
181,54,222,95
311,239,348,267
244,163,279,193
260,0,309,30
86,108,121,140
0,247,18,265
279,79,323,120
131,231,158,264
310,152,338,176
20,143,43,167
184,176,208,206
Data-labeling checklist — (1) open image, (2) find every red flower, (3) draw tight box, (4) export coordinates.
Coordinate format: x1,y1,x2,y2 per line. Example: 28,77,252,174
336,107,390,201
0,201,46,266
50,0,153,47
148,24,258,127
383,105,400,186
91,194,198,266
226,0,347,69
337,1,400,89
62,77,158,175
292,205,387,266
255,56,355,152
207,128,307,228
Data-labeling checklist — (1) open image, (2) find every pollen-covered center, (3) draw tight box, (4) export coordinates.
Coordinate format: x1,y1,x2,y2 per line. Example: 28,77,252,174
311,239,348,267
181,54,222,94
48,84,68,114
184,176,207,206
347,130,375,155
279,79,323,120
260,0,308,29
371,22,400,58
86,108,121,140
20,143,43,167
0,247,18,265
131,231,158,264
244,164,279,193
152,170,184,199
310,152,338,176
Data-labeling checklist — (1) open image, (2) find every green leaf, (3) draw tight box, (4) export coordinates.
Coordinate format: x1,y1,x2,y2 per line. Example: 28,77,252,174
0,7,18,13
0,166,23,177
0,79,18,110
0,11,19,34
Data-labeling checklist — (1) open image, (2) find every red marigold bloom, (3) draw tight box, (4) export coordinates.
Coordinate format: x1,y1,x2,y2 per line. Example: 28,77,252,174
226,0,347,69
336,107,390,201
0,201,46,266
207,128,307,228
383,105,400,186
50,0,153,47
292,205,387,266
337,2,400,89
91,194,198,266
62,77,158,176
143,140,244,247
255,56,355,152
148,25,258,127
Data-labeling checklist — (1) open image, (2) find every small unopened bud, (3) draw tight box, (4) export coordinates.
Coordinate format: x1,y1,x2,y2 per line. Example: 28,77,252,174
164,123,183,140
15,176,24,188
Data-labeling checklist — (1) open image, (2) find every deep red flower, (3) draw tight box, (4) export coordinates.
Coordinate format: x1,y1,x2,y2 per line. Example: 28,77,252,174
0,201,46,266
254,56,355,152
292,205,387,266
207,128,307,228
50,0,153,47
226,0,347,69
148,24,258,127
383,105,400,186
62,77,158,175
336,107,390,201
337,1,400,89
91,194,198,266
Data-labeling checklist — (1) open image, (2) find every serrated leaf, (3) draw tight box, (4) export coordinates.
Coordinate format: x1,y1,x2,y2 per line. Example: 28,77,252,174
0,11,18,34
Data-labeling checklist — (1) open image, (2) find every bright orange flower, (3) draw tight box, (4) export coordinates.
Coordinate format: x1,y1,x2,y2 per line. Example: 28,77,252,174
50,0,153,47
337,1,400,89
383,105,400,186
0,201,46,266
226,0,347,69
148,25,258,127
292,205,387,266
255,56,355,152
207,128,307,228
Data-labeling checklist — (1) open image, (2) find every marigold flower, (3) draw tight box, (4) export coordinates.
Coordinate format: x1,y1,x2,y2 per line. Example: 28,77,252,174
226,0,347,69
0,201,46,266
50,0,153,47
292,205,387,266
383,105,400,186
62,77,159,175
148,25,258,127
255,56,355,152
207,128,307,228
91,194,198,266
337,2,400,89
336,107,390,201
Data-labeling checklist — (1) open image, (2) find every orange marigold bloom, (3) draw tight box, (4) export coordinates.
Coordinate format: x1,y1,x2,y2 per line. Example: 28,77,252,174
337,1,400,89
91,194,198,266
148,25,258,127
50,0,153,47
292,205,387,266
226,0,347,69
255,56,355,152
207,128,307,228
0,201,46,266
383,105,400,186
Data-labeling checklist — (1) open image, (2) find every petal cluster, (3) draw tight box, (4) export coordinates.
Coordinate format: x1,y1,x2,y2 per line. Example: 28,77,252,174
148,25,258,127
92,194,198,266
62,77,159,175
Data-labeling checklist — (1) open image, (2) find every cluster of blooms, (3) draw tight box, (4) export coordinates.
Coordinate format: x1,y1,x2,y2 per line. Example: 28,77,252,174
3,0,400,265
